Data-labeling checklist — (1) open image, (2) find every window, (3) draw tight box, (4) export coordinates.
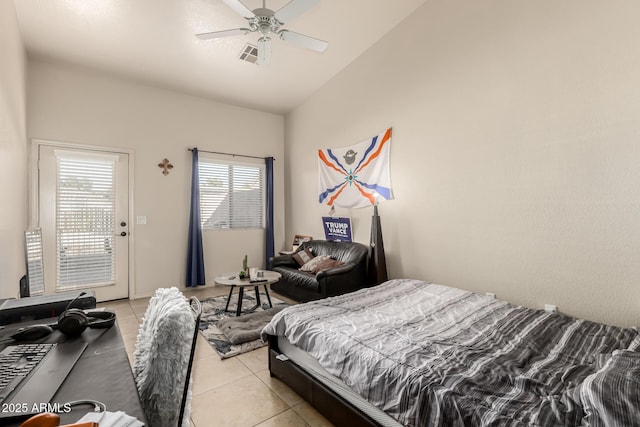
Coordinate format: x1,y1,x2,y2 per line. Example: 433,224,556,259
199,158,265,230
56,153,117,289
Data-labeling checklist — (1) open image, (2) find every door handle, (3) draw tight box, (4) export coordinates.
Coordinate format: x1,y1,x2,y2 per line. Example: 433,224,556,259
120,232,127,237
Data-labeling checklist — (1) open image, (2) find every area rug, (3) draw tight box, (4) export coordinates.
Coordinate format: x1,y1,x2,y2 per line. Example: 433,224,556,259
198,292,288,359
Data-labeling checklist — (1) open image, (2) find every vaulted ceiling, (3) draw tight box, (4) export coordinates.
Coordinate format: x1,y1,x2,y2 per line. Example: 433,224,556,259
15,0,427,113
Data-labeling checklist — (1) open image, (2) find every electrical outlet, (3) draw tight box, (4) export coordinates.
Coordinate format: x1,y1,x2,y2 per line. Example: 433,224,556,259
544,304,557,314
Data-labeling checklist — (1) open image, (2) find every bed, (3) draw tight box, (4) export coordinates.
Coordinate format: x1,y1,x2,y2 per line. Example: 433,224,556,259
262,279,640,426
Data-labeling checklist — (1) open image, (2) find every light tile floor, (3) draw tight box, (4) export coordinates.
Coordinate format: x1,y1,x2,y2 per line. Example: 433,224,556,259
98,285,334,427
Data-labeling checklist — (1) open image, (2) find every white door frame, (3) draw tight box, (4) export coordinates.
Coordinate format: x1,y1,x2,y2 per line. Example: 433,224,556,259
29,139,136,301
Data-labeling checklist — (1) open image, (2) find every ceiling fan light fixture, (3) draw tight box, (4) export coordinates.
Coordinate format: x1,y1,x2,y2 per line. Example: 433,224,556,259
257,36,272,65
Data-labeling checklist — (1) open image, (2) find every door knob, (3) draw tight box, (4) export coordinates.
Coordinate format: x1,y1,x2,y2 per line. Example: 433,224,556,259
120,232,127,237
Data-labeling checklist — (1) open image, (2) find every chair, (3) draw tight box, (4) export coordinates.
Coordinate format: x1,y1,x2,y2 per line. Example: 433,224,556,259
133,288,202,427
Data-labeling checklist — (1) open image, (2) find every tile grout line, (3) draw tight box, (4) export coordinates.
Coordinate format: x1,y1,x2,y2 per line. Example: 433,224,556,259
252,407,311,427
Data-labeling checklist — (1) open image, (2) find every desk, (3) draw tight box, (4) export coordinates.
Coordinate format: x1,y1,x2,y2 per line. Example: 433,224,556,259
1,319,146,426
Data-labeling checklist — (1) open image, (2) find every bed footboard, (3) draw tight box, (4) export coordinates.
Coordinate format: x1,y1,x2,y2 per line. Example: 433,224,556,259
267,334,380,427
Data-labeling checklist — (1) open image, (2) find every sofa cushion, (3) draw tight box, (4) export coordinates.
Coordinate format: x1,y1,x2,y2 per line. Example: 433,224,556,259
293,248,314,266
272,267,318,292
301,240,367,264
300,255,331,272
310,258,345,274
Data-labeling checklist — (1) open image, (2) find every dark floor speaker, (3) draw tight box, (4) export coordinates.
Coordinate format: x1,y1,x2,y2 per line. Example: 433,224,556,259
19,275,30,298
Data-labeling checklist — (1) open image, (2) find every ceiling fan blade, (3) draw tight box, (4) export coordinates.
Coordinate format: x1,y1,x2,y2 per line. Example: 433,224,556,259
279,30,328,52
223,0,255,19
196,28,251,40
274,0,319,23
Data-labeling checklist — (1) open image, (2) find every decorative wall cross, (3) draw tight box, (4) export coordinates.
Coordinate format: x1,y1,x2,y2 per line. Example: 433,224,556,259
158,158,174,175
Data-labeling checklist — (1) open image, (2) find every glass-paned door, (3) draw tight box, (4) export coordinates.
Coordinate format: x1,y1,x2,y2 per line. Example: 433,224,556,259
38,145,129,301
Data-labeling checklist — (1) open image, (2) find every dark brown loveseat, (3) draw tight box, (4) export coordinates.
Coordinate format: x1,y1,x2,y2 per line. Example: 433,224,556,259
268,240,369,302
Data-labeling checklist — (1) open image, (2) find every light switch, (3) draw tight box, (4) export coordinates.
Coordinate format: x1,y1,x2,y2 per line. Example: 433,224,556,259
136,216,147,225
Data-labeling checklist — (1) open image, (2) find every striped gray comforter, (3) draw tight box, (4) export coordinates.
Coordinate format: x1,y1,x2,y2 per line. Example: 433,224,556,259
262,279,640,426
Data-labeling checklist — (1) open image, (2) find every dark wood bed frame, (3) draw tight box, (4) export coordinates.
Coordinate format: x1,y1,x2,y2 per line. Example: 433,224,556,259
267,334,383,427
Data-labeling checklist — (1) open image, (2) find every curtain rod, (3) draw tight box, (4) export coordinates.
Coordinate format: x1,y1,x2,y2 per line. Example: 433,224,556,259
188,148,275,161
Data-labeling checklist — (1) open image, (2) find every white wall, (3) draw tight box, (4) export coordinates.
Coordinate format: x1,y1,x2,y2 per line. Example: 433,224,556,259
28,59,284,299
285,0,640,327
0,1,28,299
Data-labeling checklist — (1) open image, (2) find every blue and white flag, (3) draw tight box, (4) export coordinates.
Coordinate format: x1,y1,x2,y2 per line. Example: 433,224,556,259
318,128,393,209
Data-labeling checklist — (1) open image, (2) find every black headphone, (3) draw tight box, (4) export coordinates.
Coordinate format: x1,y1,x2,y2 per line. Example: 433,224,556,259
56,308,116,337
55,291,116,337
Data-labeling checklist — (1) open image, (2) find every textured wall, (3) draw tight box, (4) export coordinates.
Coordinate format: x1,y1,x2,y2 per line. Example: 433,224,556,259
0,1,27,299
285,1,640,327
27,59,284,298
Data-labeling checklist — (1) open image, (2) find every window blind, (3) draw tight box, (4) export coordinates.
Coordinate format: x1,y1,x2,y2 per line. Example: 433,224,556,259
24,228,45,295
199,159,264,230
56,156,116,290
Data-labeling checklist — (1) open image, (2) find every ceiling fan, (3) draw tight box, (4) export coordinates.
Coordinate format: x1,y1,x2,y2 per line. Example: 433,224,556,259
196,0,328,65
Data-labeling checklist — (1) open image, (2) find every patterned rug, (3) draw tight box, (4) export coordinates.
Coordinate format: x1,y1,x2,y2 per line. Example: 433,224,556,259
199,291,287,359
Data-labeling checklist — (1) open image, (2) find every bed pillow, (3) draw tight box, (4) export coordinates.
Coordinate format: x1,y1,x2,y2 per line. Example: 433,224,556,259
293,248,314,266
579,350,640,426
311,258,345,274
300,255,331,272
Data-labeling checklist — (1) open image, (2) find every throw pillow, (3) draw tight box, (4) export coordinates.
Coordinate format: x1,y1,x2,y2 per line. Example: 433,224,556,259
300,255,331,272
311,258,345,274
293,248,314,266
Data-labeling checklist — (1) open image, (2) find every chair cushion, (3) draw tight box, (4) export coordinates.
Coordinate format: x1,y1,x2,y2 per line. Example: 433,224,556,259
133,287,194,427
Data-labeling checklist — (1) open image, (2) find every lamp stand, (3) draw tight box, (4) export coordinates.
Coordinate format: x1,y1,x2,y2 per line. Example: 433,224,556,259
368,203,388,285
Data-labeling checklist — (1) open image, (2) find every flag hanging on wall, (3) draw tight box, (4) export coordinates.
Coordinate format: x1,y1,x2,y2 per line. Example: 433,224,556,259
318,128,393,208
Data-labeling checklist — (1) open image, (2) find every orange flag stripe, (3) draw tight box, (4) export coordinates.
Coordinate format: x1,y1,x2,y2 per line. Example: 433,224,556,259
355,128,391,174
327,183,347,206
354,128,391,173
354,182,376,205
318,150,346,175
